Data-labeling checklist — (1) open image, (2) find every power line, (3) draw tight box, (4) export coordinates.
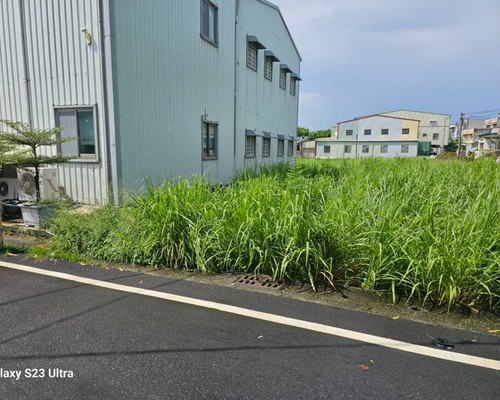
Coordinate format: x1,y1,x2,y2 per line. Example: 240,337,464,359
465,108,500,116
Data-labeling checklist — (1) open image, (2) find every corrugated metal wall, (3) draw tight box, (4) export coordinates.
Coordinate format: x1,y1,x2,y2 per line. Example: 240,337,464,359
109,0,237,189
0,0,109,203
236,0,301,172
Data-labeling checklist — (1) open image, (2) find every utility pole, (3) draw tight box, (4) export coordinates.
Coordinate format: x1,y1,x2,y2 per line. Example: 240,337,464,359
458,112,465,159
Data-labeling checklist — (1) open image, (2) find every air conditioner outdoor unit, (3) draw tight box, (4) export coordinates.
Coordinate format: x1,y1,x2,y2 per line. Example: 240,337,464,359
17,168,59,202
0,178,19,200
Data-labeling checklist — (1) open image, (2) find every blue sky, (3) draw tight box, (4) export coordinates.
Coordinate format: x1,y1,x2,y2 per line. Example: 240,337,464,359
272,0,500,131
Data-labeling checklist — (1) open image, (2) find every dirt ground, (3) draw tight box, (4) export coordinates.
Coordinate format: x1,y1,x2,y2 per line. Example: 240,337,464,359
1,231,499,335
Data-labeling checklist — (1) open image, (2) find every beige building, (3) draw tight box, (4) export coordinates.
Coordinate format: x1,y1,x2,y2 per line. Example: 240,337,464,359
381,110,450,155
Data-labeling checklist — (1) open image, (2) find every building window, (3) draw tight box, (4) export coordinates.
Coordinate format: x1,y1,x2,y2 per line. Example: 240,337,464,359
381,129,389,135
324,145,331,154
287,140,294,156
380,145,388,154
262,137,270,157
264,57,273,81
402,128,410,135
346,129,353,136
247,41,258,71
202,121,217,158
401,145,409,153
362,145,369,153
432,133,439,140
364,129,371,136
201,0,218,45
55,107,96,159
279,69,286,90
290,78,296,96
422,133,428,138
245,135,256,158
430,120,437,126
344,145,351,153
277,139,284,156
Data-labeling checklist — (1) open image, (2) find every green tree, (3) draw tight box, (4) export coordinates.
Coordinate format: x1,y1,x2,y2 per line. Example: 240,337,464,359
307,129,332,140
297,126,310,137
0,119,75,203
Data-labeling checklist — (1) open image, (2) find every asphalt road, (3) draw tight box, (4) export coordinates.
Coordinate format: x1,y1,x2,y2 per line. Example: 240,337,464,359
0,254,499,400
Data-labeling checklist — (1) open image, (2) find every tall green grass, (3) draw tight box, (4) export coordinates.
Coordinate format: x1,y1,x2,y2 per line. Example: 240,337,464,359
49,158,500,312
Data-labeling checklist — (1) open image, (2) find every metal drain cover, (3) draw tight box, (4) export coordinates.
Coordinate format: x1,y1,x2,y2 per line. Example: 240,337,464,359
235,274,284,289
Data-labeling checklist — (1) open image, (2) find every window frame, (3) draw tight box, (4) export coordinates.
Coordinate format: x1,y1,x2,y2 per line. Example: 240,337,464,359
290,78,296,96
401,144,409,153
324,145,331,154
402,128,410,135
279,69,287,90
264,56,273,81
202,120,218,160
247,41,258,71
54,105,99,163
362,144,370,154
345,129,353,136
245,135,256,158
200,0,218,46
262,137,271,157
344,145,352,154
277,139,284,157
381,128,389,135
287,140,294,156
432,133,439,141
380,144,388,154
364,129,371,136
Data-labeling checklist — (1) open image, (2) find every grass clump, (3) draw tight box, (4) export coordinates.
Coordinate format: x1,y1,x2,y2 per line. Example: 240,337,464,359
48,157,500,313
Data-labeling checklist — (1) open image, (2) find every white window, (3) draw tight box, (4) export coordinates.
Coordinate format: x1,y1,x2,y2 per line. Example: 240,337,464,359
380,145,388,154
55,107,96,159
201,0,218,45
245,135,256,158
362,145,369,153
287,140,294,156
401,145,409,153
290,78,296,96
433,133,439,140
247,42,258,71
346,129,353,136
279,69,286,90
277,139,284,156
264,57,273,81
202,121,217,158
324,145,331,154
262,137,270,157
402,128,410,135
364,129,371,136
344,145,351,153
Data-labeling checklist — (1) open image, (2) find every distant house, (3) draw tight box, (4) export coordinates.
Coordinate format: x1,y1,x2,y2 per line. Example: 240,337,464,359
462,117,500,156
315,114,419,158
380,110,450,155
0,0,301,204
299,139,316,158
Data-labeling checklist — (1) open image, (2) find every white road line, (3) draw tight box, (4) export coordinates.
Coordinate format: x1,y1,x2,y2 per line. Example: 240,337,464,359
2,260,500,371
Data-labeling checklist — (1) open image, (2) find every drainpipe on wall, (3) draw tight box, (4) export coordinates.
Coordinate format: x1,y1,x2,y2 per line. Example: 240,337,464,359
233,0,240,170
98,0,120,204
18,0,33,125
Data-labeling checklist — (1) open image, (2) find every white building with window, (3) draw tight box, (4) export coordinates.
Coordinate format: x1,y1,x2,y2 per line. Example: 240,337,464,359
0,0,300,204
315,115,419,159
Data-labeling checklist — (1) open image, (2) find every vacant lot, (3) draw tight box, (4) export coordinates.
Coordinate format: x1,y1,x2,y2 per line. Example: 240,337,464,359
49,157,500,313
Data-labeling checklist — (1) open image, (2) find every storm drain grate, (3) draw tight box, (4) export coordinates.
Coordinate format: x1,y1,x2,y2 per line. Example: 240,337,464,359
235,274,285,289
